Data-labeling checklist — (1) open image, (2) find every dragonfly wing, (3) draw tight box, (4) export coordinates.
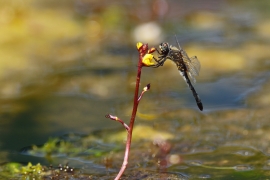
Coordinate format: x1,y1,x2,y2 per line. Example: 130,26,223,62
189,56,201,76
173,37,201,77
181,50,200,77
188,71,196,84
172,46,200,84
179,70,195,85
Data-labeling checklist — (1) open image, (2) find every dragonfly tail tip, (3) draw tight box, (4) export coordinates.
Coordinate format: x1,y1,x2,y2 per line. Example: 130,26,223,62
198,103,203,111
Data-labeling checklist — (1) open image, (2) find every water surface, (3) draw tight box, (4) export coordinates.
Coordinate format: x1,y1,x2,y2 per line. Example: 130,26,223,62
0,0,270,179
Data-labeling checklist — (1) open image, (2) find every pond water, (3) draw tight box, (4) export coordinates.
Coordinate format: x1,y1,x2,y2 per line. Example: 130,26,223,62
0,0,270,179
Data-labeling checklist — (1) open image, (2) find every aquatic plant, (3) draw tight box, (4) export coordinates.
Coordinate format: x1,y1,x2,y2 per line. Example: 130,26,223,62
105,42,156,179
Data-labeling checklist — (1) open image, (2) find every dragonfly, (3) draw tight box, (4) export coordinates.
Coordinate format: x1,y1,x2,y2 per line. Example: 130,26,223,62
151,37,203,111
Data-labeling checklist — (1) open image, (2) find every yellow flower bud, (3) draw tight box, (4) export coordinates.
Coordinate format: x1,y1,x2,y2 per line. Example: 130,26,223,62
136,42,143,50
142,53,155,66
148,47,156,54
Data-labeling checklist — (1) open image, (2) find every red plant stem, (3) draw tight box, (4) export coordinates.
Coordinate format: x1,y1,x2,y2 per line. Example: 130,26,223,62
114,52,143,180
105,114,130,131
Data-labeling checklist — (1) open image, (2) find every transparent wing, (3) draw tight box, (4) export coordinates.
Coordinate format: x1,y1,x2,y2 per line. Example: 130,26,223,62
188,71,197,84
179,70,196,85
188,56,201,76
181,50,201,83
174,35,201,84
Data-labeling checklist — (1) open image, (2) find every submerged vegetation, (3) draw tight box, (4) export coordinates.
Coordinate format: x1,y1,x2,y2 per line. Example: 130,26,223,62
1,162,79,179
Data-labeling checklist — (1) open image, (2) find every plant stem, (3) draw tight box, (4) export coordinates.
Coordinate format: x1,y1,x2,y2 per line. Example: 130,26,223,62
114,50,143,180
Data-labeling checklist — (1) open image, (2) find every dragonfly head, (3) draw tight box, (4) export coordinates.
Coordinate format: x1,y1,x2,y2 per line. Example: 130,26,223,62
159,42,170,55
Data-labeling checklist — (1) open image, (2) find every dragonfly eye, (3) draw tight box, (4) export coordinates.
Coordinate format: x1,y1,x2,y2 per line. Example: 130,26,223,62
159,42,169,54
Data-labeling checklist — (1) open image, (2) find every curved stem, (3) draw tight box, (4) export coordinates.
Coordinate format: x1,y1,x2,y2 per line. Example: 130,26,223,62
114,55,143,180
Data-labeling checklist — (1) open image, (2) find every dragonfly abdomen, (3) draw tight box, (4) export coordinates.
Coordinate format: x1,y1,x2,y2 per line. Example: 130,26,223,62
180,71,203,111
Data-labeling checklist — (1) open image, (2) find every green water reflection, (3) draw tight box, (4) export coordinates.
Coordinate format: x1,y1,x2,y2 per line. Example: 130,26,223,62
0,0,270,179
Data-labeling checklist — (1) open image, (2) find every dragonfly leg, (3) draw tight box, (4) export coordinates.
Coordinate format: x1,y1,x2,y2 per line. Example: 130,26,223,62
155,49,162,55
154,56,168,63
149,57,167,68
153,56,160,63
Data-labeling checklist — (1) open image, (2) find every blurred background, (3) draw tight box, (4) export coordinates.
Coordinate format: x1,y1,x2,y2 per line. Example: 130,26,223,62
0,0,270,178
